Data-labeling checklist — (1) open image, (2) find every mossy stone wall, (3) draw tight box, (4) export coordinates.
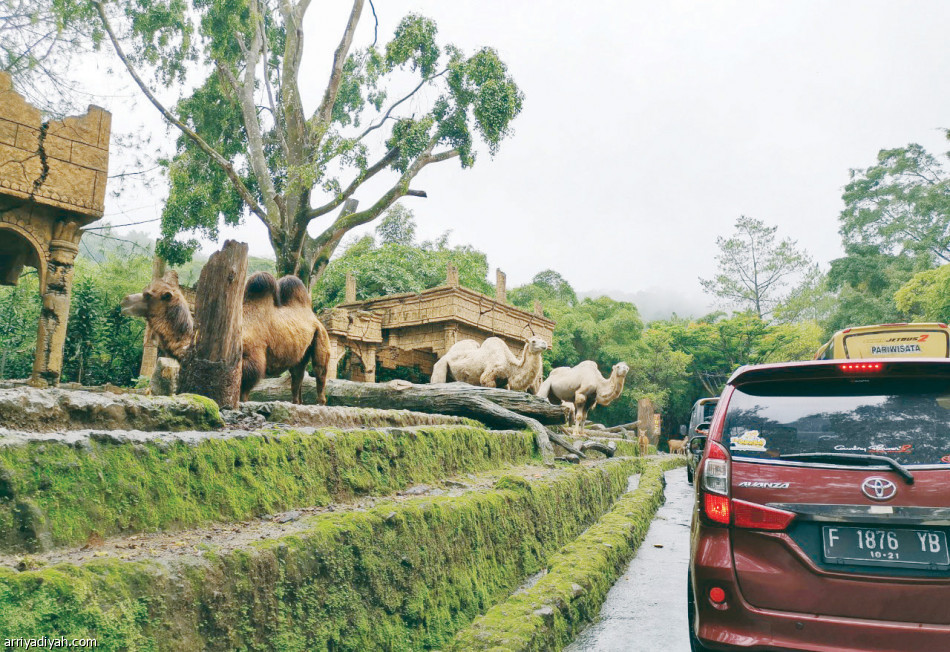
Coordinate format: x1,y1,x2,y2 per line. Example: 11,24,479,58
0,459,640,651
0,426,536,552
449,457,686,651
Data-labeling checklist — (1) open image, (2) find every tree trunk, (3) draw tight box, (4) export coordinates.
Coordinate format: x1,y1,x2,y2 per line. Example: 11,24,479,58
179,240,248,409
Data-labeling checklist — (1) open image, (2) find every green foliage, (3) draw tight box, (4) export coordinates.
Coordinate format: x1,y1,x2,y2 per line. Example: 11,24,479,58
312,207,493,310
840,144,950,265
0,458,635,650
0,254,152,385
0,271,41,380
894,264,950,322
651,312,822,428
825,244,922,331
700,215,812,318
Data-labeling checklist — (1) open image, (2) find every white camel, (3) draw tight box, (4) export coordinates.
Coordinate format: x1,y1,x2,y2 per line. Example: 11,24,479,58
430,336,549,391
537,360,630,434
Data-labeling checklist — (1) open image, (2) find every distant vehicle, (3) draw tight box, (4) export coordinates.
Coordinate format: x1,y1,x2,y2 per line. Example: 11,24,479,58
688,358,950,651
815,322,950,360
685,397,719,484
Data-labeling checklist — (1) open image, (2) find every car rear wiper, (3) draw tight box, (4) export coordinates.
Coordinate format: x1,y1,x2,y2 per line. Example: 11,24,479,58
778,453,915,485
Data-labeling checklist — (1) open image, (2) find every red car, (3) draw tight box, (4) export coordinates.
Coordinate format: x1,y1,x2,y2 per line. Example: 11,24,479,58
688,359,950,651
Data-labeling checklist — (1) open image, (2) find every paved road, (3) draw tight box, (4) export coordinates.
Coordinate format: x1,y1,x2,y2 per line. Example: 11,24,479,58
567,468,694,652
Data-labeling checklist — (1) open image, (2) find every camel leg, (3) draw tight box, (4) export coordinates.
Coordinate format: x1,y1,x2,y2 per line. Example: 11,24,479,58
573,392,587,436
431,358,449,383
240,350,266,403
479,365,499,388
311,324,331,405
289,362,306,405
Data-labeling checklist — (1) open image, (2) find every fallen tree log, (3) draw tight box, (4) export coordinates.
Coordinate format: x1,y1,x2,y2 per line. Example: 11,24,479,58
249,377,579,465
251,377,571,425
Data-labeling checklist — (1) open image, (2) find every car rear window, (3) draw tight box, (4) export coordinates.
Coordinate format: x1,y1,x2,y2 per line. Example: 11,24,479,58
723,378,950,466
703,401,718,421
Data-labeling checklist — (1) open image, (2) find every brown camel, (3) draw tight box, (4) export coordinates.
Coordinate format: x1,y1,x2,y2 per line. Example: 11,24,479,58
122,271,330,405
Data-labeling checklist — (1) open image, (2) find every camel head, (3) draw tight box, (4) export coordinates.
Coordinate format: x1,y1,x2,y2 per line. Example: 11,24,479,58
120,271,184,319
525,336,550,355
612,361,630,378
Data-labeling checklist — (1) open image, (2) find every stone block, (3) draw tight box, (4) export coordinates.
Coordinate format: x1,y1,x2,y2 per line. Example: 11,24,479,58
42,132,71,162
0,118,16,146
47,110,101,148
70,141,108,171
0,72,42,127
13,124,39,152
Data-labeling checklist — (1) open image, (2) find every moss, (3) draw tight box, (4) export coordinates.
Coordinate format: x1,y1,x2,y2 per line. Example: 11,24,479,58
448,456,686,651
0,426,537,552
0,459,640,651
177,394,225,430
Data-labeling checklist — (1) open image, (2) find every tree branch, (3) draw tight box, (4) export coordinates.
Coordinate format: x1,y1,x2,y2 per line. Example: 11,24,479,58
307,147,398,219
92,0,267,222
355,69,448,143
312,0,363,142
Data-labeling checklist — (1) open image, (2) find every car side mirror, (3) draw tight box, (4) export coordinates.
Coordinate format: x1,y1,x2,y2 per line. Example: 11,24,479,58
689,435,708,454
695,421,711,435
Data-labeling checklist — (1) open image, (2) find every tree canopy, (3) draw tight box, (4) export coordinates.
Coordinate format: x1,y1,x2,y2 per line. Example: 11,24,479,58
30,1,522,284
840,144,950,266
700,215,812,319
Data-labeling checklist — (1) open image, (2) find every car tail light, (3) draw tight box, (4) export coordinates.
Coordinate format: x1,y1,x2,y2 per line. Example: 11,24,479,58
702,441,729,495
709,587,727,604
840,362,883,373
732,498,796,531
703,493,730,524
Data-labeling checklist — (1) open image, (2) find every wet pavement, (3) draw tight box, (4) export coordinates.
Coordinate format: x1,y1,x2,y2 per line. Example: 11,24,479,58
567,468,694,651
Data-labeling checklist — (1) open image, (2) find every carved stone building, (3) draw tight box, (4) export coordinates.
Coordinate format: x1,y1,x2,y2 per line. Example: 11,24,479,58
0,71,111,386
322,267,555,382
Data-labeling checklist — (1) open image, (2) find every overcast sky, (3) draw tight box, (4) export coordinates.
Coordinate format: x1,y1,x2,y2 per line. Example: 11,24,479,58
90,0,950,318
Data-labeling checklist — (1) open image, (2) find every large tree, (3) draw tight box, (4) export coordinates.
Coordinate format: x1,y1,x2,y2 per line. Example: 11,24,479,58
700,216,812,319
840,144,950,265
30,0,522,284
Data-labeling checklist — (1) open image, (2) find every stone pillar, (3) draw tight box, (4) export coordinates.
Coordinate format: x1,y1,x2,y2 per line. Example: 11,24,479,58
325,336,344,380
345,272,357,303
352,344,378,383
534,300,544,317
496,269,506,303
139,256,167,379
30,238,78,387
446,264,459,287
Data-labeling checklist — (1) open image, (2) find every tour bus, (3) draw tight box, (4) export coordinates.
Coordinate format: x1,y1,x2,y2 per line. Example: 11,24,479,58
814,322,950,360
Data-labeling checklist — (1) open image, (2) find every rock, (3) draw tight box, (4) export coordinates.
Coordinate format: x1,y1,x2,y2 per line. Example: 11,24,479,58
400,485,431,496
0,386,223,432
533,606,555,618
13,499,53,552
276,510,302,524
150,357,180,396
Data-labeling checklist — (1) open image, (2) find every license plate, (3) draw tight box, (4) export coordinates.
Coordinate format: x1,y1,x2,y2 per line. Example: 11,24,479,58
823,526,950,569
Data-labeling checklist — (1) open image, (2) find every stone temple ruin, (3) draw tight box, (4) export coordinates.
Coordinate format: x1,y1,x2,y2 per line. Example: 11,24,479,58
322,267,556,381
0,71,111,387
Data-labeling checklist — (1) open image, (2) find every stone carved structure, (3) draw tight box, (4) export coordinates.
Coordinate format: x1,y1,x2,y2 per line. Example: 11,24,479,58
0,71,111,387
322,267,555,382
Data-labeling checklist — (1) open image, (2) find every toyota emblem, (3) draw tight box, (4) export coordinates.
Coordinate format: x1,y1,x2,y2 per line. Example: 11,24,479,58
861,477,897,501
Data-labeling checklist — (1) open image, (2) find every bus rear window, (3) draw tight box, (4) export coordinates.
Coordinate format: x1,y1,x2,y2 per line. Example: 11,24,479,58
723,379,950,466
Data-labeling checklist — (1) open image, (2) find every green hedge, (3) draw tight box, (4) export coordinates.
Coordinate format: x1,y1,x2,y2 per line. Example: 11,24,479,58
0,459,640,651
448,456,686,651
0,426,536,552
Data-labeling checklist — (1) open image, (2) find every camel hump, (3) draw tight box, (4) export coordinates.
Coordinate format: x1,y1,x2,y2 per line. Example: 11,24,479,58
277,275,310,308
245,272,281,306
